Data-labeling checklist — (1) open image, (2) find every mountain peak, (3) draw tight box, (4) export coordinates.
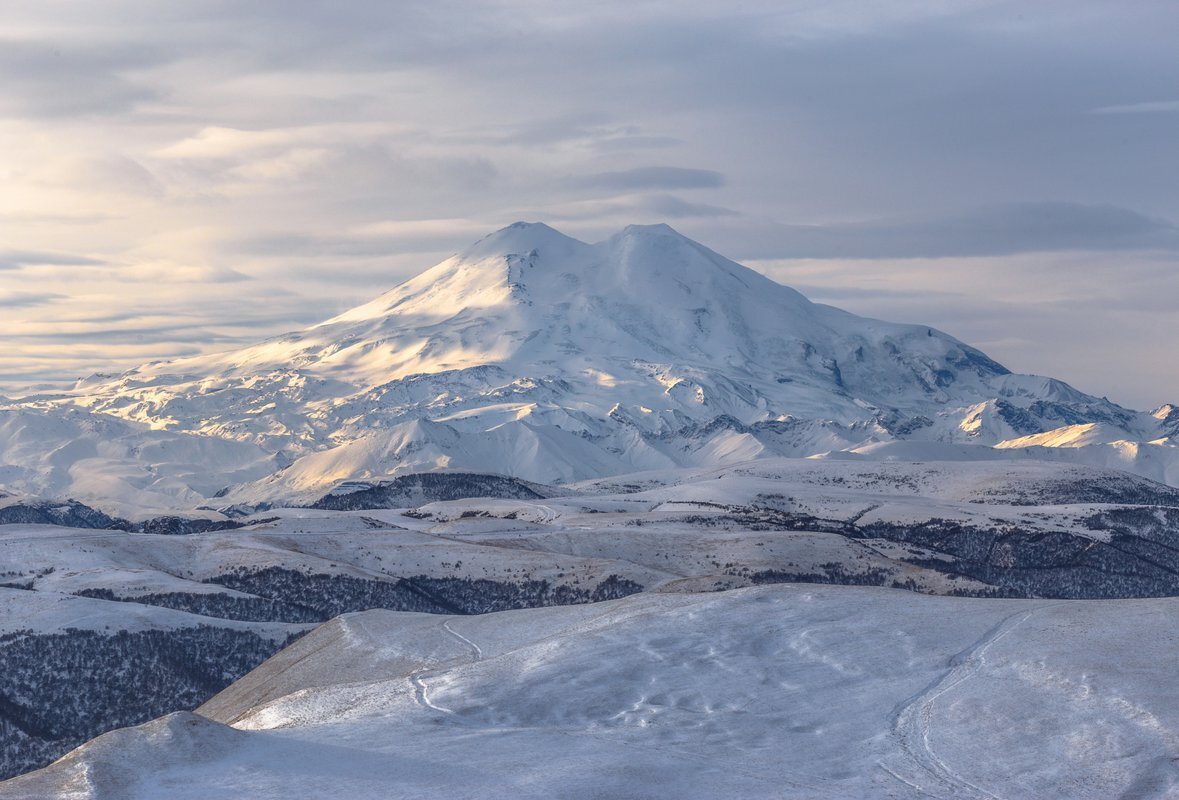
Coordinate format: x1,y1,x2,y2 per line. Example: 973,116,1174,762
496,220,564,240
1153,404,1179,429
460,221,587,262
619,222,682,237
610,223,705,253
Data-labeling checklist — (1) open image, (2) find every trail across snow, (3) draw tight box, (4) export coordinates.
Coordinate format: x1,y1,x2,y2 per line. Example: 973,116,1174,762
883,606,1050,799
409,619,483,715
442,619,483,661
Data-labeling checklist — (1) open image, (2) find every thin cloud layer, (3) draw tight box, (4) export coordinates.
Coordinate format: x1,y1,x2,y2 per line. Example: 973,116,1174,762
724,203,1179,260
572,167,726,192
1,1,1177,407
0,251,108,270
0,292,65,309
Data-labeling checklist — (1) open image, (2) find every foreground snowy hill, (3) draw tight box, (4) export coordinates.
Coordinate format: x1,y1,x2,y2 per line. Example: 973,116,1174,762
6,584,1179,800
2,222,1175,514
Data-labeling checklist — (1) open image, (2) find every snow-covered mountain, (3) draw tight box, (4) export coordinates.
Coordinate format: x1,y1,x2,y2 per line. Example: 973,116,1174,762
3,222,1176,514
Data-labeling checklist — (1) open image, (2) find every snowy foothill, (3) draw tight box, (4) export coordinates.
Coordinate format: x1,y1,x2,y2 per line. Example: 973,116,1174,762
6,457,1179,611
6,585,1179,799
4,455,1179,788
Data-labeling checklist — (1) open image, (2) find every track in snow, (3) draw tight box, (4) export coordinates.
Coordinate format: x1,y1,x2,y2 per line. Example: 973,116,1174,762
442,619,483,661
409,618,483,715
883,606,1048,799
527,504,559,524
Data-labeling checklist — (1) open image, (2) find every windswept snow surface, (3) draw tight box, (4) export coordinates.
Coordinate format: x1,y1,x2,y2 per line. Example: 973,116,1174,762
1,222,1175,515
6,585,1179,799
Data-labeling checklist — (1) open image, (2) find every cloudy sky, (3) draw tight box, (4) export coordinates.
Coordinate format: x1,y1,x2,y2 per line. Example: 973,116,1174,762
2,0,1177,408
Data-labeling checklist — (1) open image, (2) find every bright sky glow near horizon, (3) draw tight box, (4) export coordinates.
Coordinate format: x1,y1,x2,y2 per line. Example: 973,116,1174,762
1,1,1177,409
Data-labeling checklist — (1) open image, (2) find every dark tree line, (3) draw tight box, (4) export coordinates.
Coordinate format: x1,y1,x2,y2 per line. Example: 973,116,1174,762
0,626,301,781
79,568,644,621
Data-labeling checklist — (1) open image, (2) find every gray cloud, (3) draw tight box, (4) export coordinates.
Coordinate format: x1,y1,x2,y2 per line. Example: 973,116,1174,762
0,292,66,309
469,116,682,152
231,234,448,259
641,195,738,219
0,250,108,270
0,212,121,224
0,38,166,118
1,308,328,345
572,166,725,192
723,203,1179,260
791,285,964,302
1092,100,1179,115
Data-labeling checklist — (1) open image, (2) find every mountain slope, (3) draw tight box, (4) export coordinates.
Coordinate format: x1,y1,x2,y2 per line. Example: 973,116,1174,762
0,407,278,518
3,222,1175,512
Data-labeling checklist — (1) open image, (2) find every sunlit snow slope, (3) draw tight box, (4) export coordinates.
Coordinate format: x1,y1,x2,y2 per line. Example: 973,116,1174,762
3,222,1176,513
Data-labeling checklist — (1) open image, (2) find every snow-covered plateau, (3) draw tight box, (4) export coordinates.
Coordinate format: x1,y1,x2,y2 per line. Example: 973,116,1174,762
3,223,1179,796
